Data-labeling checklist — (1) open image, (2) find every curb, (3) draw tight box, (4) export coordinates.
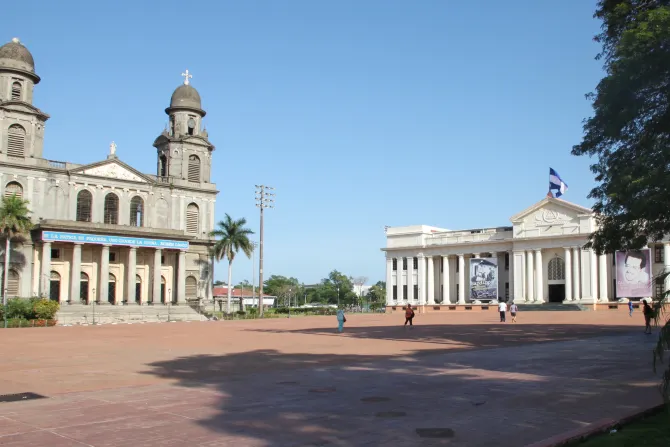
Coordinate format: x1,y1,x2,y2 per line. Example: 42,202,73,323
524,403,666,447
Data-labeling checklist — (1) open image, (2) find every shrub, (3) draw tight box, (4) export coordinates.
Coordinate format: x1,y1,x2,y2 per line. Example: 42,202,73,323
236,311,246,316
32,299,59,320
6,298,35,319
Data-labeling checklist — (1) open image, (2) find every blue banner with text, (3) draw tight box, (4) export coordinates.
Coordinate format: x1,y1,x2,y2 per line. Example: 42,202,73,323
42,231,189,250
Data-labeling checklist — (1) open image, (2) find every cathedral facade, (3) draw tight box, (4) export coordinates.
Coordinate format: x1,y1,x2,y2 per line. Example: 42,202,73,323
0,38,217,308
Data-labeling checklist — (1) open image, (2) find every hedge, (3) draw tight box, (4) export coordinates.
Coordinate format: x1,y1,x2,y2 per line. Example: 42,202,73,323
0,297,60,323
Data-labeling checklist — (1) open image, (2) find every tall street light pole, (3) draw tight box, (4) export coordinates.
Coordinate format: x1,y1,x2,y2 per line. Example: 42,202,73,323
255,185,275,318
251,241,258,310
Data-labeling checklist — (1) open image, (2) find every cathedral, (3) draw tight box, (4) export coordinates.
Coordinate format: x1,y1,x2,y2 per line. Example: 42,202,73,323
0,38,218,321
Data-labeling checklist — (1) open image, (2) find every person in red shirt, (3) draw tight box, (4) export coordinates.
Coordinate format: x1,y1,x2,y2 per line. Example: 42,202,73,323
404,304,415,327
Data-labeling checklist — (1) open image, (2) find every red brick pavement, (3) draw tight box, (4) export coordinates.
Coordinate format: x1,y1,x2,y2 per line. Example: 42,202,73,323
0,311,660,446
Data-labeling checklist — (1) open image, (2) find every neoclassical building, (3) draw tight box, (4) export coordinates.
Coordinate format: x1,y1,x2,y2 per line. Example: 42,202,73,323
383,196,670,308
0,38,217,310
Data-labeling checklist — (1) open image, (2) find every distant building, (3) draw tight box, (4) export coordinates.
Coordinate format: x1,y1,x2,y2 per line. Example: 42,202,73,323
212,287,276,311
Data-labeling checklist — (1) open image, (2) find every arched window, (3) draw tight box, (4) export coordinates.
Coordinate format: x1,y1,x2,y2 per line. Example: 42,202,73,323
76,190,92,222
11,81,22,101
2,270,20,297
108,273,116,304
186,203,199,234
159,153,168,177
188,155,200,182
50,271,61,302
7,124,26,157
130,196,144,227
103,193,119,225
548,257,566,281
4,181,23,199
80,272,89,303
185,276,197,299
135,274,142,303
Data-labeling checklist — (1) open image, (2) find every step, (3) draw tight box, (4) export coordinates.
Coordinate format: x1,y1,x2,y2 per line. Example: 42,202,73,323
57,303,206,325
516,303,588,311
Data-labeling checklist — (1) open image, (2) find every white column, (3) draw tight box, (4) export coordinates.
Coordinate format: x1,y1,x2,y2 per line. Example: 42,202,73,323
513,251,524,303
177,250,186,303
526,250,534,302
664,243,670,301
564,248,572,302
99,245,110,304
535,249,544,303
458,254,465,304
417,255,426,305
70,243,82,304
598,254,608,302
590,249,598,302
385,258,393,305
407,257,414,303
427,256,435,304
473,253,480,258
572,247,580,300
153,248,162,304
127,247,137,304
396,257,404,302
442,256,450,304
40,242,51,298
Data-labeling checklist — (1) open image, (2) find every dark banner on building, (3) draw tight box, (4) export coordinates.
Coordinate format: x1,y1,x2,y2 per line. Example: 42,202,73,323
469,257,498,301
615,249,653,298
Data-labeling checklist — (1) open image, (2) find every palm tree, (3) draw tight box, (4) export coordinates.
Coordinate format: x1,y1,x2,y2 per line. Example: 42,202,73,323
0,194,32,328
209,214,254,314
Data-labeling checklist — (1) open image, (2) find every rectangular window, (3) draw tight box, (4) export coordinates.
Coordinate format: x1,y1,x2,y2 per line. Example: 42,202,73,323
50,249,60,260
505,253,510,270
392,285,397,300
441,258,443,273
441,285,444,301
392,259,397,271
655,246,664,263
456,261,459,273
109,252,116,262
161,255,165,265
456,286,459,300
655,278,665,298
413,257,418,270
505,282,510,300
403,285,407,299
403,258,407,271
413,285,418,300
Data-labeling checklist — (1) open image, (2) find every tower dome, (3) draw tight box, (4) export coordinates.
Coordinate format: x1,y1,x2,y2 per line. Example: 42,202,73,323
0,38,38,80
170,84,202,110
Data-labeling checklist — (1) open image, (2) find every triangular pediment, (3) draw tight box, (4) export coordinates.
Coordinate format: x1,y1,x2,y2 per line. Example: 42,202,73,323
69,159,152,184
0,101,50,119
510,197,593,239
510,197,592,223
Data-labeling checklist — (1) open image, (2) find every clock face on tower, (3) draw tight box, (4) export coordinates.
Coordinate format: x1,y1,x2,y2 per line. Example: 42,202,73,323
187,118,195,129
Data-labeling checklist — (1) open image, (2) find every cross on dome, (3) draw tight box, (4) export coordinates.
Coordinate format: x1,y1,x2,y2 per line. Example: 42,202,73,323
181,69,192,85
11,37,20,44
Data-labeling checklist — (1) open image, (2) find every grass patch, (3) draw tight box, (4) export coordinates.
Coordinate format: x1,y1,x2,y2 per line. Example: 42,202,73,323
573,409,670,447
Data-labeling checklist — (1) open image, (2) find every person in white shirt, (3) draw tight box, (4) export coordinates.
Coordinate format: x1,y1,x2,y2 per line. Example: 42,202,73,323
498,301,507,323
509,303,518,323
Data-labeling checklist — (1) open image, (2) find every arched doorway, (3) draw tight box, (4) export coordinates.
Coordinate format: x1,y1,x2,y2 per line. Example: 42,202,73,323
547,257,566,303
135,274,142,303
49,271,61,302
80,272,89,303
108,273,116,304
160,276,166,304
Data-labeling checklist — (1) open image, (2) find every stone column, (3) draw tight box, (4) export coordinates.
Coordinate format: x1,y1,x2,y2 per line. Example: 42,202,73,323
664,243,670,301
127,247,137,304
513,251,524,303
99,245,110,304
417,255,426,305
526,250,535,302
564,248,572,302
599,254,608,302
40,242,51,298
572,247,580,300
535,249,544,303
385,258,393,305
473,253,480,258
407,258,414,303
177,250,186,303
590,249,598,302
442,256,450,304
427,256,435,304
458,254,465,304
70,243,82,304
153,248,162,304
397,257,404,302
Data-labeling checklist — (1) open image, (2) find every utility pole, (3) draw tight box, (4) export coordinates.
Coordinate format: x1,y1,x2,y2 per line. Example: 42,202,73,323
251,241,258,310
255,185,275,317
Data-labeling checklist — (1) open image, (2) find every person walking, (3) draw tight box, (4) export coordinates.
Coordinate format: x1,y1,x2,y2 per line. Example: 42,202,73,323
336,309,346,333
404,304,415,327
509,302,518,323
628,300,634,317
498,300,507,323
642,300,653,334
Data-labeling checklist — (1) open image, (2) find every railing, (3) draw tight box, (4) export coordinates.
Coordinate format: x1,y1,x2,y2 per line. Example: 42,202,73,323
47,160,66,169
156,176,172,184
426,230,512,245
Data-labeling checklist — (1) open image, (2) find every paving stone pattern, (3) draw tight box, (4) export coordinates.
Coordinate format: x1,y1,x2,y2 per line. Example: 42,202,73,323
0,312,662,446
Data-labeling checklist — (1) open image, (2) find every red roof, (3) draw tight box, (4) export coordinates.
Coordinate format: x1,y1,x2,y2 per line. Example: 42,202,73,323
212,287,273,298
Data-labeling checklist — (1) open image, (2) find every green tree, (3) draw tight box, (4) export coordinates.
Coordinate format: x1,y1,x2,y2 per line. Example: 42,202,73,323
210,214,254,313
318,270,355,306
366,281,386,307
572,1,670,401
0,195,32,328
264,275,300,306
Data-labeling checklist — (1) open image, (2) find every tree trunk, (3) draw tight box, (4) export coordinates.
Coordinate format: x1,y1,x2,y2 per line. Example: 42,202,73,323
226,261,233,314
3,237,10,303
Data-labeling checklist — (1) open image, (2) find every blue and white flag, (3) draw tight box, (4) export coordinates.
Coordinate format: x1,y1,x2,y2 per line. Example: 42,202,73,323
549,168,568,197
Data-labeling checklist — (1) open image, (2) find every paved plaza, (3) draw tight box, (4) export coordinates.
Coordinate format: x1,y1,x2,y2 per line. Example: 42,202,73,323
0,311,663,446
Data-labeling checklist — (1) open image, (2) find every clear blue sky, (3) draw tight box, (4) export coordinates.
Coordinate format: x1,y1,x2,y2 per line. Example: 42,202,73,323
4,0,603,286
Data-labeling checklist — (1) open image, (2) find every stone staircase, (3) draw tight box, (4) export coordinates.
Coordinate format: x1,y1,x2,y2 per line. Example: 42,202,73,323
517,303,590,311
57,303,206,325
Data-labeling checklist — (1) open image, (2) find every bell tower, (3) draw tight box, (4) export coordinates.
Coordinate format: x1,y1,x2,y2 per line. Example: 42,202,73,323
153,70,214,183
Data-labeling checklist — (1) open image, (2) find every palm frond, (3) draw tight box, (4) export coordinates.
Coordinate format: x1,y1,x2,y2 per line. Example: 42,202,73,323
209,213,255,263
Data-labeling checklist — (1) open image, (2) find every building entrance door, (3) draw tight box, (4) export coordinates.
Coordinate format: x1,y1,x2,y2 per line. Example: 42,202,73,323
548,284,565,303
